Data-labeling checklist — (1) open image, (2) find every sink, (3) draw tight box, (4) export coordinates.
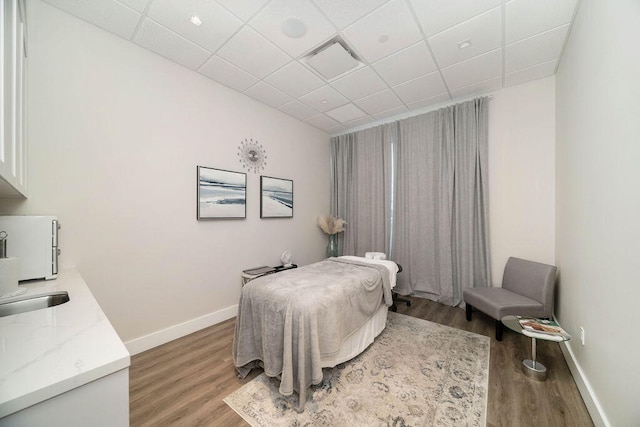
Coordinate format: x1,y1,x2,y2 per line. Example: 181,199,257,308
0,291,70,317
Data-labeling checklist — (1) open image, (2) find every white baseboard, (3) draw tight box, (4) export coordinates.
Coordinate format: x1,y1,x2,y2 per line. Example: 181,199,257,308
559,341,610,427
125,304,238,356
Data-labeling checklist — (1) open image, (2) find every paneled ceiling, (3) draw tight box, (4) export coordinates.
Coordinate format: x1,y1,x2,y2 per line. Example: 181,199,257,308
41,0,580,134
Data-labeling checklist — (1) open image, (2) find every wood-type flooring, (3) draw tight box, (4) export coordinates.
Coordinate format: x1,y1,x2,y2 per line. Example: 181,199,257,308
129,296,594,427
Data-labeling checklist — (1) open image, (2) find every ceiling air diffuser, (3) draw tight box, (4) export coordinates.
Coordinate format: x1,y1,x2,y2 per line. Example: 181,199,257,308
305,41,361,80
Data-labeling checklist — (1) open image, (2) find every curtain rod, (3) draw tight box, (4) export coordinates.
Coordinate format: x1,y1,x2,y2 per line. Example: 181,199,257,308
331,95,494,137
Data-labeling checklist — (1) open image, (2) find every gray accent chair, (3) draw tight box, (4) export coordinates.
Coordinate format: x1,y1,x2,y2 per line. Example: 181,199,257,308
463,257,557,341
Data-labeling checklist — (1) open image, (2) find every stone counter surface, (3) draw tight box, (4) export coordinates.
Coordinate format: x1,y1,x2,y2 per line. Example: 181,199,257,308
0,268,130,418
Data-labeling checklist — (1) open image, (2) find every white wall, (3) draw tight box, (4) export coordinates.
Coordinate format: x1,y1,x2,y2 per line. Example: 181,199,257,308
488,77,556,285
0,1,330,346
0,1,559,356
556,0,640,425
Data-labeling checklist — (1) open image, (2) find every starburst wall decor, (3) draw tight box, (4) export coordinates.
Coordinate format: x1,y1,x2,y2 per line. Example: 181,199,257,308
238,138,267,174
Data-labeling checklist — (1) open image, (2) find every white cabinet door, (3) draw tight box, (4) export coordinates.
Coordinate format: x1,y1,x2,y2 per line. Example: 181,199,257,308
1,368,130,427
0,0,28,198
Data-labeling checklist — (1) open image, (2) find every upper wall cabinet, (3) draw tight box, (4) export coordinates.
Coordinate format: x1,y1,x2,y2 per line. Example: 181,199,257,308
0,0,27,198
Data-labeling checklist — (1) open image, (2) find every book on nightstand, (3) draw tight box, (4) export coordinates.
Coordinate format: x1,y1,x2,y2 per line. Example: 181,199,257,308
243,266,276,275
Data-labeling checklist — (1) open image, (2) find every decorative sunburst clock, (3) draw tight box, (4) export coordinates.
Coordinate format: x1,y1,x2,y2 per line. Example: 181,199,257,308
238,138,267,173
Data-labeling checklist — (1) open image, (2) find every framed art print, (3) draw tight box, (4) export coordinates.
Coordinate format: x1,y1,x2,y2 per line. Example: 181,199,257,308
197,166,246,219
260,176,293,218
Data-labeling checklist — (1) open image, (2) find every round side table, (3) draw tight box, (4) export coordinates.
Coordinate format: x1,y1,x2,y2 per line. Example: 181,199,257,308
501,315,570,381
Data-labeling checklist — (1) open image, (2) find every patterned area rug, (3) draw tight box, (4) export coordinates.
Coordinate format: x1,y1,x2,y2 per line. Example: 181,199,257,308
224,312,490,427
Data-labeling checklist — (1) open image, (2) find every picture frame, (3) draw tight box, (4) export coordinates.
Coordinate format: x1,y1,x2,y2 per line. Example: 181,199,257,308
197,166,247,220
260,176,293,218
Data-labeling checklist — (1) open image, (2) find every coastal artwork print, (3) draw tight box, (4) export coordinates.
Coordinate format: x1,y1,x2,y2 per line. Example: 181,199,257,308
197,166,246,219
260,176,293,218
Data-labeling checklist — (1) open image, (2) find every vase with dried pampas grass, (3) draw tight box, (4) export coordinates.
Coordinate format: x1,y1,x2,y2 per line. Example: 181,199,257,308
318,215,346,258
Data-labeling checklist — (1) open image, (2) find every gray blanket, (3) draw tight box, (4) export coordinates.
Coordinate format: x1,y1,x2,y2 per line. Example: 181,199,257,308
232,257,393,411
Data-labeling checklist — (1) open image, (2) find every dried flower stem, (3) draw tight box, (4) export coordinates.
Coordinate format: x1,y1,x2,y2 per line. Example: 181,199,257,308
318,215,346,235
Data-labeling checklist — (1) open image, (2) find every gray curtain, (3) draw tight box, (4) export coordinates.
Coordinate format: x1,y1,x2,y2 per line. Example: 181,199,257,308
330,97,490,308
392,108,455,302
392,98,490,306
330,124,396,256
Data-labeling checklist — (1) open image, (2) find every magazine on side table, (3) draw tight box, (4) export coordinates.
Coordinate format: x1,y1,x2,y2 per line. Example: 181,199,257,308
517,316,572,340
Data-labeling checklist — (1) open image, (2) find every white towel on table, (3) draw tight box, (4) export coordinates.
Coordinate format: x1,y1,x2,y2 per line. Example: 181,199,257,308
365,252,387,260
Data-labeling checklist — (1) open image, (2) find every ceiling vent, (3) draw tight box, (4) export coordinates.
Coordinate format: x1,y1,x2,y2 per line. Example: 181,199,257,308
305,37,363,81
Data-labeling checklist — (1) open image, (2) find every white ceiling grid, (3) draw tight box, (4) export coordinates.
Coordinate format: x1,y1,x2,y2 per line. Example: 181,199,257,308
42,0,580,134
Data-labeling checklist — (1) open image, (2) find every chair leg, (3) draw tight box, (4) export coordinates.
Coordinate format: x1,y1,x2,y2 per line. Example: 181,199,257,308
392,293,411,307
465,303,473,321
495,320,503,341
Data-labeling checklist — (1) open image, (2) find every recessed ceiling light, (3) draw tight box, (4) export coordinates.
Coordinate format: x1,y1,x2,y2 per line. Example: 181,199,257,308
378,35,389,43
189,14,202,27
458,39,472,49
281,18,307,39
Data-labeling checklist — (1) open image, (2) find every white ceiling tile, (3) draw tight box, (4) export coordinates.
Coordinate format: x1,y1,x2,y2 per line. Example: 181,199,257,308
506,0,578,43
312,0,390,29
134,19,211,70
199,56,259,92
48,0,581,130
372,105,408,120
327,124,347,134
42,0,141,39
147,0,243,52
304,113,341,130
406,92,452,110
506,25,569,73
264,61,325,98
299,85,349,112
330,67,388,101
216,26,290,79
118,0,148,13
428,7,502,68
216,0,270,21
449,76,502,99
250,0,336,57
409,0,502,36
326,103,368,122
393,72,447,105
505,60,557,87
244,82,293,108
355,89,404,115
342,0,423,63
341,116,374,129
372,42,437,87
441,48,502,90
278,101,319,120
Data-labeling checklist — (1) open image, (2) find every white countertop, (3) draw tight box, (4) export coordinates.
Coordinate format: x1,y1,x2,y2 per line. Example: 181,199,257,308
0,269,130,417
